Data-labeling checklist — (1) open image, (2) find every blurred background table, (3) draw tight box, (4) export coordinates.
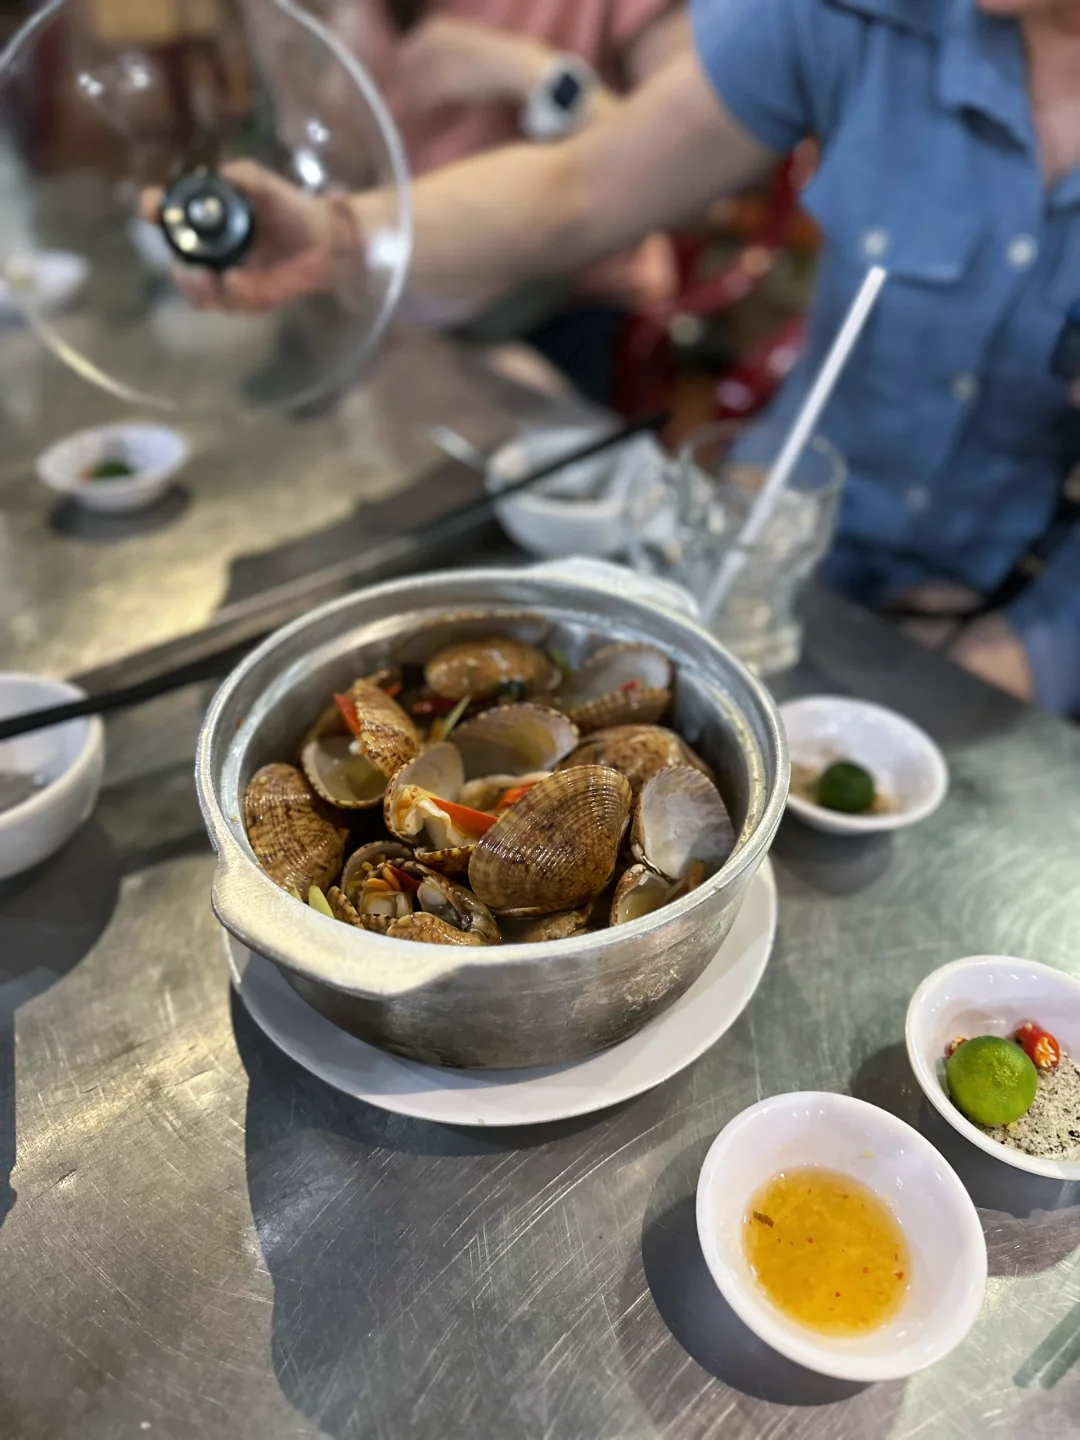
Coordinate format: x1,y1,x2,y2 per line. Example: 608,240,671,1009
1,321,1080,1440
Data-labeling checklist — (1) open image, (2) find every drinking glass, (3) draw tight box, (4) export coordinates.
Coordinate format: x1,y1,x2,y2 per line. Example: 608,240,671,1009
627,421,846,675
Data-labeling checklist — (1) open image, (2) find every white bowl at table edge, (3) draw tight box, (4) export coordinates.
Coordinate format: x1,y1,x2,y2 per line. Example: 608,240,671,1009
696,1091,987,1382
36,423,189,513
779,696,949,834
0,675,105,879
906,955,1080,1181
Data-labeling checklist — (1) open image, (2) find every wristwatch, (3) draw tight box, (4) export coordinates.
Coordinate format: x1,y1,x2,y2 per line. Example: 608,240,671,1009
521,54,597,142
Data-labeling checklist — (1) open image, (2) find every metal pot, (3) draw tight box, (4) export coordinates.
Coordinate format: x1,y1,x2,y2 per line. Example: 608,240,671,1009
197,560,788,1068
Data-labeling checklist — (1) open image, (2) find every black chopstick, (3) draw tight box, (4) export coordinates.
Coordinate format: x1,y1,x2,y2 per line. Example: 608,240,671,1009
0,410,669,743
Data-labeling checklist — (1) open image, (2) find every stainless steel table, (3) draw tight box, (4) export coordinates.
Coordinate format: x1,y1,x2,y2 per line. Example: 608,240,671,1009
2,330,1080,1440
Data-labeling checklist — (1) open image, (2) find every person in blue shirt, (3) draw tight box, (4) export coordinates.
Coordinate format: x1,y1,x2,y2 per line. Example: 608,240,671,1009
156,0,1080,712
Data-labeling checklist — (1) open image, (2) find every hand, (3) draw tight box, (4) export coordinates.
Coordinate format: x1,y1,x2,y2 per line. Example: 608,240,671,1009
947,612,1034,702
396,17,552,114
140,160,354,314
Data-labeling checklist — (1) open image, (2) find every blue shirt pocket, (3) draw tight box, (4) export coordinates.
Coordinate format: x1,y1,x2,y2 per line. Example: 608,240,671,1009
803,152,990,387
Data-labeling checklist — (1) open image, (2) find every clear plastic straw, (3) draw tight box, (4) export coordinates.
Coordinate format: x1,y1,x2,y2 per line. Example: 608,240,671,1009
700,266,888,625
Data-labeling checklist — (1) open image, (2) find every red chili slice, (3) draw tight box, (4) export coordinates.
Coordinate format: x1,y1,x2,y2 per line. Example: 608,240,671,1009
334,692,362,736
386,864,421,893
495,782,538,809
435,798,499,837
1014,1021,1062,1071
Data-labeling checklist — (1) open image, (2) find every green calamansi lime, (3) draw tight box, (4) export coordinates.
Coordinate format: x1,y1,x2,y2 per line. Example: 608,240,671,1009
816,760,876,814
946,1035,1039,1127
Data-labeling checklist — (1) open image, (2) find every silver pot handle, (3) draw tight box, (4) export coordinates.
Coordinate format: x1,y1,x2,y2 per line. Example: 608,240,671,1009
527,556,700,622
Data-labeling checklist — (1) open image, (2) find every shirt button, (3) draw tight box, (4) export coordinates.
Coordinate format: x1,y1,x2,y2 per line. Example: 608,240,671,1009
860,227,890,260
951,372,980,403
1006,234,1038,270
906,486,931,513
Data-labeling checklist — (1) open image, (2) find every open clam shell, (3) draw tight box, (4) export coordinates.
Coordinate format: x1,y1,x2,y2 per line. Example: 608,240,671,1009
340,841,414,902
383,742,483,875
469,766,632,916
458,772,551,813
631,766,735,884
451,703,578,781
610,864,672,927
557,643,672,734
559,723,712,794
386,913,486,945
244,763,348,900
393,612,551,669
499,901,594,943
425,637,561,702
403,861,500,946
301,679,419,810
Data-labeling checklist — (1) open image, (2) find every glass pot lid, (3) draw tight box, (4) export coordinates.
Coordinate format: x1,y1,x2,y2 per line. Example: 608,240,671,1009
0,0,411,416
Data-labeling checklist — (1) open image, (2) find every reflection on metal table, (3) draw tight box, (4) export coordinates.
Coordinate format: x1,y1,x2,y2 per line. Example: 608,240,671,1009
2,328,1080,1440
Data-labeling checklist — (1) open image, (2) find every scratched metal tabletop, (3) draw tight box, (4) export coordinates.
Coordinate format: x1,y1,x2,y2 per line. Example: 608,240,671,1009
2,316,1080,1440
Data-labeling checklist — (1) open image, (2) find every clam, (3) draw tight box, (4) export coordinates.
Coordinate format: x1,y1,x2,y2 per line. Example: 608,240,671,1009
559,723,712,794
340,840,414,902
344,861,418,927
451,703,578,780
499,901,594,943
425,637,560,703
556,643,672,734
402,861,501,945
609,862,706,927
631,767,735,883
301,679,419,810
394,612,551,669
386,913,485,946
326,885,365,928
384,742,493,875
244,763,348,900
469,766,632,915
458,773,550,813
610,865,671,926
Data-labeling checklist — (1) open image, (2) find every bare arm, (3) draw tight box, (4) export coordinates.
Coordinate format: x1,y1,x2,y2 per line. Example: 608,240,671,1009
354,49,775,308
625,8,694,83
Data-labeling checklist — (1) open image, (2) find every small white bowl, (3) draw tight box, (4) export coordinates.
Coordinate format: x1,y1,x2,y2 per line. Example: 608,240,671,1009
696,1092,986,1382
0,250,88,321
0,675,105,879
779,696,948,835
906,956,1080,1181
37,422,189,513
486,425,665,559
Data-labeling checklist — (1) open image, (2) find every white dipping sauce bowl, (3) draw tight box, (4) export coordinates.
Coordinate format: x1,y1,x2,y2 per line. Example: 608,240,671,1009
779,696,948,835
37,422,189,514
906,955,1080,1182
696,1092,987,1382
486,424,663,560
0,675,105,879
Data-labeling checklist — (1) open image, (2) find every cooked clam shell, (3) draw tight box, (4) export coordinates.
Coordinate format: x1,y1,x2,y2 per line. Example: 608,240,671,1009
451,703,578,780
394,612,551,669
631,766,735,883
558,643,672,733
458,772,550,813
610,865,672,927
499,901,594,943
383,742,465,843
425,637,560,702
386,913,485,946
340,841,414,903
469,766,631,916
301,680,419,810
559,724,711,794
244,763,347,900
326,886,365,928
403,862,500,945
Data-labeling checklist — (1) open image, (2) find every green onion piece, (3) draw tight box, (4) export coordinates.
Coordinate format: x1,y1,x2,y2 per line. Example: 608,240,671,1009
432,692,472,743
308,885,334,918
